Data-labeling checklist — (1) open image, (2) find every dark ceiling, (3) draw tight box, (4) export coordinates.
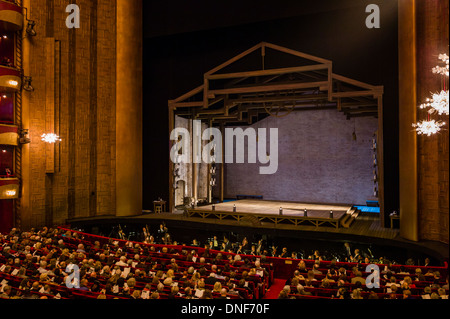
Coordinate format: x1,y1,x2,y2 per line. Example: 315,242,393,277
144,0,370,38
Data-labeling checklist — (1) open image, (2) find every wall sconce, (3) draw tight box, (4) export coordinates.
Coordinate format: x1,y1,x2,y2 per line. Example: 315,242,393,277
22,76,34,92
23,7,37,37
19,128,30,144
26,20,36,36
5,190,16,197
41,133,61,143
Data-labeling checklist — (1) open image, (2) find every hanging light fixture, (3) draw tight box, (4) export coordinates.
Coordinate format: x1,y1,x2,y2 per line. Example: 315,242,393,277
412,119,446,136
432,53,449,77
413,52,449,135
419,90,449,116
41,133,62,143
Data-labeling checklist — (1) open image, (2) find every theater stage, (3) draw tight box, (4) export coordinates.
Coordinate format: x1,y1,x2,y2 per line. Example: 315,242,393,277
66,200,403,245
197,200,350,217
186,199,355,229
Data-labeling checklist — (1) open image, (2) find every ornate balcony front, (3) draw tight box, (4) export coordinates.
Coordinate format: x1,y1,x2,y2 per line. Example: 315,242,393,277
0,177,19,199
0,65,21,91
0,123,18,145
0,0,23,32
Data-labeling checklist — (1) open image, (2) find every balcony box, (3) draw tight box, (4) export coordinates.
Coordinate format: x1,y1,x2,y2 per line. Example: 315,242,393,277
0,123,18,145
0,0,23,32
0,177,19,199
0,65,21,91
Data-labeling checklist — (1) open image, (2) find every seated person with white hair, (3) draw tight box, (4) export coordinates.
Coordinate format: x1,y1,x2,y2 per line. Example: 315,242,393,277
115,255,128,267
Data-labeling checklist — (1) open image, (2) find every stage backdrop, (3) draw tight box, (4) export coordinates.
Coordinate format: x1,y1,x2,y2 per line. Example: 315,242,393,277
221,109,378,206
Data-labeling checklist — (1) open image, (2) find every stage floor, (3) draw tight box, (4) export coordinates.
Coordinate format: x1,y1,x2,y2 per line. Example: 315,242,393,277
197,199,351,219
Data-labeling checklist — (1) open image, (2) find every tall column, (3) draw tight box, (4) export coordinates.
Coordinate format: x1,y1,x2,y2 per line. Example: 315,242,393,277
398,0,418,241
116,0,142,216
168,105,175,212
19,0,31,230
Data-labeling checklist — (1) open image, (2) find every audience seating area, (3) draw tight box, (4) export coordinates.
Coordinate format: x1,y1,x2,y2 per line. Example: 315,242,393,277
0,226,448,300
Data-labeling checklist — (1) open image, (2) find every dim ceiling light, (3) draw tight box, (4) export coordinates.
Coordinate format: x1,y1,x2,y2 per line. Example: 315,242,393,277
41,133,61,143
412,119,446,136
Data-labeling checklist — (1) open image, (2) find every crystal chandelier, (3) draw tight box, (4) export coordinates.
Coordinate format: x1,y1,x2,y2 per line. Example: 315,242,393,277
419,90,449,116
413,53,449,136
412,119,446,136
432,53,449,77
41,133,62,143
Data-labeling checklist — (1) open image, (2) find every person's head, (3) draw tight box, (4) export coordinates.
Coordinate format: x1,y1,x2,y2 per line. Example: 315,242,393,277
282,285,291,294
403,290,411,299
294,283,303,293
367,291,378,299
150,292,159,299
321,279,330,288
215,288,226,297
163,277,172,286
184,286,192,296
202,289,213,299
423,286,432,295
39,273,49,282
127,277,136,288
1,285,11,296
298,260,306,270
352,288,362,299
31,281,40,290
171,285,179,295
390,284,398,294
403,276,412,285
213,281,222,292
430,292,439,299
132,290,141,299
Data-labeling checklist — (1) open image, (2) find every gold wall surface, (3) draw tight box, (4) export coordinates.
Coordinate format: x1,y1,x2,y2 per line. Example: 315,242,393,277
18,0,142,229
116,0,143,216
398,0,449,243
398,0,419,242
